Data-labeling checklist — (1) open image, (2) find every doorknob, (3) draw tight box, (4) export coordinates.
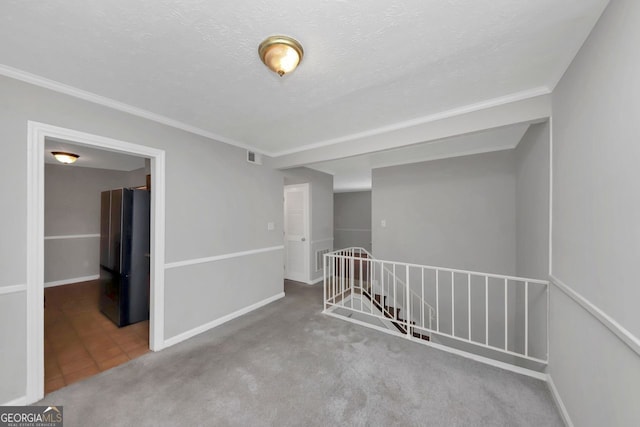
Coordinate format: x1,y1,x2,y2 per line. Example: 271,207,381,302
301,237,306,242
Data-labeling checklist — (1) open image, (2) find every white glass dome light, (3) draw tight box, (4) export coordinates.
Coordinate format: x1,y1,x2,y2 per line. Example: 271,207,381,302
259,35,304,77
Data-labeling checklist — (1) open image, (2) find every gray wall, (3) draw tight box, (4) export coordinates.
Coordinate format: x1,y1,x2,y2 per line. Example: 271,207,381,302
0,75,284,403
372,143,551,363
334,191,372,252
283,167,334,282
549,0,640,425
372,150,518,352
515,123,550,281
372,149,517,274
44,164,147,284
514,123,550,360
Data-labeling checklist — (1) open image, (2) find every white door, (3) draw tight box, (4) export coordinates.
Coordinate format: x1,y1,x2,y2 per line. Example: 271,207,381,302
284,184,310,282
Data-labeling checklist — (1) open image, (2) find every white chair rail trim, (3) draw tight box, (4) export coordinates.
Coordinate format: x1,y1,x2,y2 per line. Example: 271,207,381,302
550,274,640,357
310,238,334,244
165,245,284,270
1,395,28,406
44,234,100,240
0,284,27,295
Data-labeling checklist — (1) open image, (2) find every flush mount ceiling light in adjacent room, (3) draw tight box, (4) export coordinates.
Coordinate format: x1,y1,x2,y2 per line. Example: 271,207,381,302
51,151,79,164
258,35,304,77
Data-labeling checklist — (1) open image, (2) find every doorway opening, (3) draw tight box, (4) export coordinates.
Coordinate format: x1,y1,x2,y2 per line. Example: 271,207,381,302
283,183,310,283
26,122,166,403
43,137,153,393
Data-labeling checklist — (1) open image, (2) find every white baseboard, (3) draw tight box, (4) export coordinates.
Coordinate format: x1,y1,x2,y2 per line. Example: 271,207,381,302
1,396,27,406
306,276,324,285
323,309,547,381
44,274,99,288
547,375,574,427
164,292,285,347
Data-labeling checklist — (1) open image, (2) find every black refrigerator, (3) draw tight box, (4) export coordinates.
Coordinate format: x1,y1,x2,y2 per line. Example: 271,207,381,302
99,188,150,327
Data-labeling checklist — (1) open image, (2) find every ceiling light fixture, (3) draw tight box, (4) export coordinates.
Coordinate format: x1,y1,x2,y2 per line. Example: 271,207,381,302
51,151,79,164
258,35,304,77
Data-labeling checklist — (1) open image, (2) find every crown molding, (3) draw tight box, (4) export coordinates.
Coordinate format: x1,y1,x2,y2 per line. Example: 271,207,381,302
0,63,269,156
0,63,552,161
269,86,551,158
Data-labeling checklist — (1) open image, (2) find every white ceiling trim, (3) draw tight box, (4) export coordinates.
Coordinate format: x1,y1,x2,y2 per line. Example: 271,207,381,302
374,143,517,173
0,63,268,156
334,188,373,194
1,62,550,162
269,86,550,158
325,144,519,193
547,0,610,90
313,122,530,192
272,94,550,169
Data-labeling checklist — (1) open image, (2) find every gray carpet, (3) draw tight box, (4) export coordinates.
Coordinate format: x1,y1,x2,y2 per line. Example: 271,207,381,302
38,281,562,426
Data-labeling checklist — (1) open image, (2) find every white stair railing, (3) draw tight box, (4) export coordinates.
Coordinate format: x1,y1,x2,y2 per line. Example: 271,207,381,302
323,247,435,339
334,247,435,333
323,247,549,365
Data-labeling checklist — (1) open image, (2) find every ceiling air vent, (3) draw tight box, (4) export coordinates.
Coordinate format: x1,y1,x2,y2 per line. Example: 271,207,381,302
247,150,262,165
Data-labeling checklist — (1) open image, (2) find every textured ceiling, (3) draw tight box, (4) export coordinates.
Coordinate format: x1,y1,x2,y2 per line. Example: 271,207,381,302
45,138,146,171
0,1,607,156
311,124,530,192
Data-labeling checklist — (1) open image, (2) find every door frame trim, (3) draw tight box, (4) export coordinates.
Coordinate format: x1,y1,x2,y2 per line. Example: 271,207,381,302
26,121,166,403
283,183,311,283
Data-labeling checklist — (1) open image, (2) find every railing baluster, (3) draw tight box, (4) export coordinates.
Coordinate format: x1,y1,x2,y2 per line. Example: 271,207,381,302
370,259,373,315
336,256,339,303
436,270,439,332
329,256,336,299
421,268,425,329
485,276,489,346
330,256,333,303
334,256,338,302
349,250,352,305
350,255,354,310
468,273,471,341
393,264,397,319
381,261,384,315
504,278,508,351
337,256,340,305
360,255,363,312
451,271,455,337
341,256,345,308
525,281,529,357
323,254,327,310
406,265,410,337
327,256,330,304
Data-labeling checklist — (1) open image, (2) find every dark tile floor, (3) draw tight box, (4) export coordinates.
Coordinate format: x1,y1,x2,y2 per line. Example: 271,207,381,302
44,280,149,394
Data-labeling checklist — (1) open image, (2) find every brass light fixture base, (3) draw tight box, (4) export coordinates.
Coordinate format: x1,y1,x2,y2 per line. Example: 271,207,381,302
51,151,79,164
258,35,304,77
